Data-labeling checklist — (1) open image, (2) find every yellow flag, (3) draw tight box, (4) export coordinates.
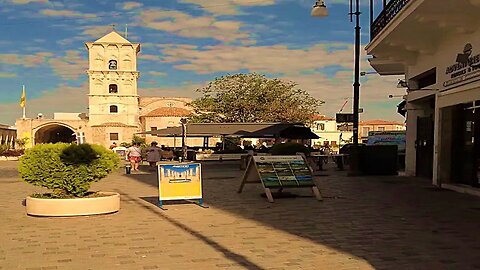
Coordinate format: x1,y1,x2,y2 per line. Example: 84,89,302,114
20,87,26,108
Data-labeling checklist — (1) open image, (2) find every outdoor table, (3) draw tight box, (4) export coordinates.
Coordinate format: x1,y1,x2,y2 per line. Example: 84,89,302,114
310,153,330,171
331,154,349,171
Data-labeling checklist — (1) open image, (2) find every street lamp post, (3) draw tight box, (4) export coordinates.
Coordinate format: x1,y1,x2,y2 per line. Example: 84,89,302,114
312,0,362,175
180,118,188,161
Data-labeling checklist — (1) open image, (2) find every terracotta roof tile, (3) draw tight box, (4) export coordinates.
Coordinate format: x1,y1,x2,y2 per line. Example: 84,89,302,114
312,115,335,121
91,122,137,127
360,119,405,126
143,107,192,117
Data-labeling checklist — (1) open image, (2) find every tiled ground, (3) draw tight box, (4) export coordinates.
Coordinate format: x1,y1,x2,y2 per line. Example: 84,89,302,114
1,160,480,270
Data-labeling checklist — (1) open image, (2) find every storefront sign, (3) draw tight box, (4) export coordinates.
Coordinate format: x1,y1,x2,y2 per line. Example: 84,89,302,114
336,113,354,123
367,131,406,152
443,43,480,88
158,163,202,201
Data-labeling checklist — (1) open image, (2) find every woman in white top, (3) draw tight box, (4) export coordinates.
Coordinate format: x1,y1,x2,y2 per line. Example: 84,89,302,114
127,142,142,171
146,141,161,169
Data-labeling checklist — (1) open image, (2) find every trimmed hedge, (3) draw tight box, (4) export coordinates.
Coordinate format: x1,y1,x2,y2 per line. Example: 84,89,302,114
18,143,120,197
270,142,310,156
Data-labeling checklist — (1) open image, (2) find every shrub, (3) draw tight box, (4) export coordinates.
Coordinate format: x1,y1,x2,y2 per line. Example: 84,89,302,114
18,143,120,198
0,144,9,155
15,138,28,149
270,142,310,156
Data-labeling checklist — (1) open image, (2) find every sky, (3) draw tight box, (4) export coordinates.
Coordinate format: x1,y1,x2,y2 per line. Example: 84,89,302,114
0,0,406,125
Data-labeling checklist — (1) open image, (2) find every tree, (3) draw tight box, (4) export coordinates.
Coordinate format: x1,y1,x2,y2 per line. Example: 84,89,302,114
15,138,28,149
189,73,323,124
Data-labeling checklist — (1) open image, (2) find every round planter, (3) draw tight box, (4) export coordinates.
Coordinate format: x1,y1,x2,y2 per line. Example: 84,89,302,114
26,192,120,217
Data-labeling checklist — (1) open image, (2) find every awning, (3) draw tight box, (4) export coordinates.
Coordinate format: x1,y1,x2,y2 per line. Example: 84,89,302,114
139,123,319,139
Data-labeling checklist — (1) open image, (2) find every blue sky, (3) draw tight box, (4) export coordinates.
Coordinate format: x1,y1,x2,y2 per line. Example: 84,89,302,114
0,0,405,125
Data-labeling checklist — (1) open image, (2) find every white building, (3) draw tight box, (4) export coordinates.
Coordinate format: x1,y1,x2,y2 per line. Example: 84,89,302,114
310,115,353,151
366,0,480,195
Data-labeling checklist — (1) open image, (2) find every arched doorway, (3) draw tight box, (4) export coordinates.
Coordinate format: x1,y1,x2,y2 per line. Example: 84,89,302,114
34,124,76,144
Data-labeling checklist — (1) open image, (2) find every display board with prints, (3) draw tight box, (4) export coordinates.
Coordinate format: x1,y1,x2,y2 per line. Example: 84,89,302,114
157,163,206,209
238,155,322,202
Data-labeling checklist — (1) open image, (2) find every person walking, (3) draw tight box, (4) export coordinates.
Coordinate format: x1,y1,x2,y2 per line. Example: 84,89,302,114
146,141,161,170
127,142,142,172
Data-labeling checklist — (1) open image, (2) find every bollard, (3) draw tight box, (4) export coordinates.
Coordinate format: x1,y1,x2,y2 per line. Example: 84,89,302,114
125,164,131,174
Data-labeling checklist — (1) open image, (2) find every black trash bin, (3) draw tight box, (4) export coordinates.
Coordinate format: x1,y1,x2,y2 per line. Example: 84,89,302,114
186,150,196,161
359,145,398,175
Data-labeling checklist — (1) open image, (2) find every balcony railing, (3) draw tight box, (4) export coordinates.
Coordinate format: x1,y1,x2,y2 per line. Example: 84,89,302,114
371,0,411,40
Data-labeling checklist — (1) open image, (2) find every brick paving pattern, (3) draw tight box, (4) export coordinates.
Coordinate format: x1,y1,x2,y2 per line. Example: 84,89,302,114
1,160,480,269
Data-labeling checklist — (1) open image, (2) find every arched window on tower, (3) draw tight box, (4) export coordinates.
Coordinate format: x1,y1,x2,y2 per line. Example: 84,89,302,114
109,84,118,93
108,60,117,70
110,105,118,113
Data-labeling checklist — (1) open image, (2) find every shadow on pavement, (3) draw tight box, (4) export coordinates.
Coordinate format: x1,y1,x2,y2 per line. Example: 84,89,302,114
124,162,480,270
119,191,265,270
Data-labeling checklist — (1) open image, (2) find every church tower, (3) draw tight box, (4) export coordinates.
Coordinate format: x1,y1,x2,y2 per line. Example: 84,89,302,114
85,31,141,145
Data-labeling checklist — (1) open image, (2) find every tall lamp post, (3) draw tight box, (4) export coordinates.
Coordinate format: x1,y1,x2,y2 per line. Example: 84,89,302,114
312,0,361,175
180,118,188,161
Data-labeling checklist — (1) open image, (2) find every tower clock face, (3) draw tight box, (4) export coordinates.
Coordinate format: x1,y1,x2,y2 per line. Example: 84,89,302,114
109,60,117,70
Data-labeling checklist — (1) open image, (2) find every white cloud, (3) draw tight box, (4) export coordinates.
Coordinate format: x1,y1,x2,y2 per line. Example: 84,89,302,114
120,1,143,10
8,0,48,4
158,43,355,74
0,72,17,78
179,0,276,15
138,10,252,43
48,50,88,81
0,52,53,68
40,9,97,18
81,25,115,39
147,71,167,76
0,84,88,125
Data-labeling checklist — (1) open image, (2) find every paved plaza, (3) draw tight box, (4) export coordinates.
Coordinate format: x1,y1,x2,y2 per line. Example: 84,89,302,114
1,160,480,270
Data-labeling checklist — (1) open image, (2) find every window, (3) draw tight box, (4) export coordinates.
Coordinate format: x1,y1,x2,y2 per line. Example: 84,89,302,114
110,133,119,140
151,127,157,131
108,60,117,70
378,127,385,131
109,84,118,93
316,123,325,131
362,127,370,136
110,105,118,113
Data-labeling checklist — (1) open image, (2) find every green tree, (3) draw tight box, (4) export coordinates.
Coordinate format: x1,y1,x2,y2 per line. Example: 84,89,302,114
189,73,323,124
15,138,28,149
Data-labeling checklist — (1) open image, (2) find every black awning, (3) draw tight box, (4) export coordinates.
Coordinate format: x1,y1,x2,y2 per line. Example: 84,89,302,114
279,126,319,139
397,100,407,117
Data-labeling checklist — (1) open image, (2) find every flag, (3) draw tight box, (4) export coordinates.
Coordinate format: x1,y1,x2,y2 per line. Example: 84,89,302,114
20,86,26,108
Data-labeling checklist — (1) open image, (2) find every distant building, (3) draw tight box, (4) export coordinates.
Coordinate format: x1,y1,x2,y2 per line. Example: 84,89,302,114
0,124,16,148
310,115,353,151
15,31,195,148
359,120,406,143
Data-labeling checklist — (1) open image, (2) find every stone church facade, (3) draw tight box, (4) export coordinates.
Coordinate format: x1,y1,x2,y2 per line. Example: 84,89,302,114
16,31,194,148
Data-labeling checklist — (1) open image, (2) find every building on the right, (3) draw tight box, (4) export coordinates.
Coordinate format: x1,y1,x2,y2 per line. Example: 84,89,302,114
366,0,480,195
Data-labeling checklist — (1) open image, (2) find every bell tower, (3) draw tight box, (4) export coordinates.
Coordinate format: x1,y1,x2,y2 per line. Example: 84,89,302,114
85,31,141,145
